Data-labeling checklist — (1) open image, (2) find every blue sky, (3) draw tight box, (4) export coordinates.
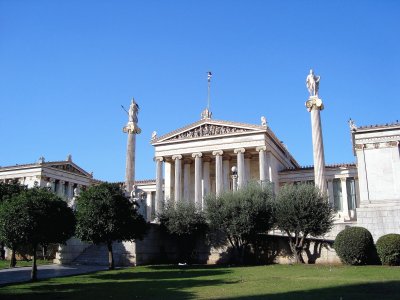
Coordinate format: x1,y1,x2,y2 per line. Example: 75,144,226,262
1,1,399,181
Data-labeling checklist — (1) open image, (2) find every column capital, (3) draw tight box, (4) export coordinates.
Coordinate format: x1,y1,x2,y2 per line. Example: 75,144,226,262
59,180,65,184
49,178,56,183
154,156,164,162
212,150,223,156
234,148,246,154
192,152,203,158
340,177,347,183
172,154,183,160
305,96,324,112
256,146,267,152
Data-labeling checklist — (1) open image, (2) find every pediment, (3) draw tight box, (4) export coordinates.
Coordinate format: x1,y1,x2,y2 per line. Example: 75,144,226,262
152,119,266,144
47,162,91,177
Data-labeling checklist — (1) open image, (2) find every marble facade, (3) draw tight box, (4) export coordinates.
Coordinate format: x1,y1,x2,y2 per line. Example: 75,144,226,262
0,155,93,203
149,117,300,216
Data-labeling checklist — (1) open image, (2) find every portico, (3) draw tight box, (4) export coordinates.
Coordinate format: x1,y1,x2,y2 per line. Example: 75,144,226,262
151,117,299,214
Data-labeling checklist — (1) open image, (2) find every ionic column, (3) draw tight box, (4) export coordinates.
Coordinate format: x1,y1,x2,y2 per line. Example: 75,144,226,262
49,178,56,193
244,153,252,183
192,152,203,208
146,192,153,222
306,96,327,194
203,157,211,205
172,155,182,203
213,150,224,196
256,146,267,183
340,177,350,220
67,182,74,200
222,155,231,191
58,180,65,198
164,159,173,203
327,179,334,207
183,158,191,202
155,157,164,215
234,148,246,188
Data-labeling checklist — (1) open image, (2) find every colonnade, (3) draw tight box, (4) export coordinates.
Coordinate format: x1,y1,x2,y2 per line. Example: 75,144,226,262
154,147,275,214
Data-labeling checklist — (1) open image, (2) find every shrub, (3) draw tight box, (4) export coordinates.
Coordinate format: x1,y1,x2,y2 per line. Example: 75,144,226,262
376,234,400,266
334,226,374,265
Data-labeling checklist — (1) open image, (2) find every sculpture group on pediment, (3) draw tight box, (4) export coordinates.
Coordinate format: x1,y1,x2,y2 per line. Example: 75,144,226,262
170,124,249,141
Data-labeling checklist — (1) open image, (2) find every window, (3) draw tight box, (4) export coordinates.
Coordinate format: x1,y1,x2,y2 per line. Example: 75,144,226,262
333,179,342,211
346,177,357,210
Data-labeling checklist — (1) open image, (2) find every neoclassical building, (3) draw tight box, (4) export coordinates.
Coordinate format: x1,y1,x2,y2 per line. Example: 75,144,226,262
0,155,94,202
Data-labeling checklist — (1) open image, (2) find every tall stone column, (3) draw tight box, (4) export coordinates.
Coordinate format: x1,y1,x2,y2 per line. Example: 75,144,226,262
340,177,350,220
203,157,211,204
213,150,223,196
222,155,231,191
234,148,246,188
306,96,327,194
58,180,65,198
155,156,164,215
146,192,153,222
164,159,173,203
327,179,334,207
172,155,182,204
183,159,191,202
244,153,252,184
123,98,141,193
192,152,203,208
256,146,267,184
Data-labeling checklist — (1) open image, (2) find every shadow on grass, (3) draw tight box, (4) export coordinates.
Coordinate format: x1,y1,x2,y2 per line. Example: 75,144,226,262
222,281,400,300
0,266,232,300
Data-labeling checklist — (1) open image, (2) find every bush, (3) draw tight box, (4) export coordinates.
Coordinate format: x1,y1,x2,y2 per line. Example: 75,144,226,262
376,234,400,266
334,226,374,265
159,201,207,263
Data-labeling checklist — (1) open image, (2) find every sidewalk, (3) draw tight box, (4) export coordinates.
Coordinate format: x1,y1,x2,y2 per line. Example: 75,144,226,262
0,264,107,285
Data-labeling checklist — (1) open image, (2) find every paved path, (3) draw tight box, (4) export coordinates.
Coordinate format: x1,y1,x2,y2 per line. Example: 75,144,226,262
0,264,107,285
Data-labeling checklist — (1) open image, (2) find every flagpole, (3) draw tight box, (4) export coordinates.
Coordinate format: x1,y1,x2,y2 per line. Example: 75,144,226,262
207,71,212,111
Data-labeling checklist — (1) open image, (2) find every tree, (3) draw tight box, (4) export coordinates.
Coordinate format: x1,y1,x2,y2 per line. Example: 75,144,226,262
159,201,207,263
0,181,27,265
275,183,334,263
0,187,76,281
75,183,147,270
205,182,275,264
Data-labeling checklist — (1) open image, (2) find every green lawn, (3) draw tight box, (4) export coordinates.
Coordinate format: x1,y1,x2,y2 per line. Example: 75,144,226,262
1,264,400,299
0,259,53,269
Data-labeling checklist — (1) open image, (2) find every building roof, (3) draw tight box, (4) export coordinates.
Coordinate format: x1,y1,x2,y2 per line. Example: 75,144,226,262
0,158,93,179
280,163,356,173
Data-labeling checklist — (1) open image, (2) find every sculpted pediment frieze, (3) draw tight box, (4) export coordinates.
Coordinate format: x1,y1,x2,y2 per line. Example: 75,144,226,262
49,164,88,177
165,124,252,142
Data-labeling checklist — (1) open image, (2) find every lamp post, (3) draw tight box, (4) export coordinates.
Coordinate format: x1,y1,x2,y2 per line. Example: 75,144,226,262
231,166,238,192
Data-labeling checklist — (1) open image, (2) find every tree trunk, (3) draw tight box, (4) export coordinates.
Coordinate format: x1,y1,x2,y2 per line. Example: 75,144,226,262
107,241,114,270
10,248,17,268
31,245,38,282
0,242,5,260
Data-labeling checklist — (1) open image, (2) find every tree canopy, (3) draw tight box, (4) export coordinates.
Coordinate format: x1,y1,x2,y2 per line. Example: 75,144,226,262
275,183,334,263
75,182,147,269
159,201,207,263
206,182,275,264
0,187,75,280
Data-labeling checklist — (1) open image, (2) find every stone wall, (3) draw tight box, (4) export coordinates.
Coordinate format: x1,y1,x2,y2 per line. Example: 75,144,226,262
356,204,400,241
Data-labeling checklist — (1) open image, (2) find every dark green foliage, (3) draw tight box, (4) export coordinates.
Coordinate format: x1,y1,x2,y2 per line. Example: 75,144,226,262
205,182,275,264
0,181,27,202
0,181,28,262
275,183,334,263
334,226,375,265
75,183,147,269
0,187,75,280
376,234,400,266
159,201,207,263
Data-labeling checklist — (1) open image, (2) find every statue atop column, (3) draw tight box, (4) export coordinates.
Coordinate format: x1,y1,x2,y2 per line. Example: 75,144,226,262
305,69,323,111
306,69,320,98
123,98,141,134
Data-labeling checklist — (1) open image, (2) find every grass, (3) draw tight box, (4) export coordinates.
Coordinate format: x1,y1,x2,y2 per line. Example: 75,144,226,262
0,264,400,299
0,259,53,269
